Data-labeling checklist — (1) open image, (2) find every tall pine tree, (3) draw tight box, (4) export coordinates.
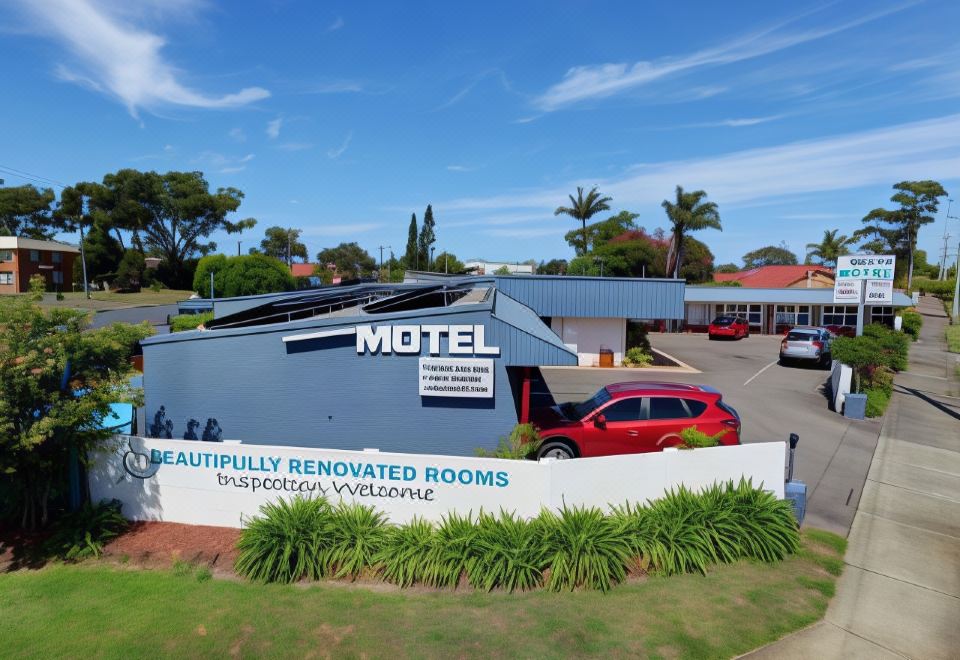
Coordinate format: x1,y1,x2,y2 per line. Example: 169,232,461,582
418,204,436,269
404,213,419,269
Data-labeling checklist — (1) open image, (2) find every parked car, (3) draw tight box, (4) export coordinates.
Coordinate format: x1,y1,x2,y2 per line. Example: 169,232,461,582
530,382,741,460
779,327,833,368
708,315,750,340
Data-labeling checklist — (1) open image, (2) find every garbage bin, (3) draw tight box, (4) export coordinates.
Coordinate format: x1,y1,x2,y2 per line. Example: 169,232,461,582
844,393,867,420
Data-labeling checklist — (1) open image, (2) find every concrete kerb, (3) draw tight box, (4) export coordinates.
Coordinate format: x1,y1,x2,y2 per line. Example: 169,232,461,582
545,348,701,374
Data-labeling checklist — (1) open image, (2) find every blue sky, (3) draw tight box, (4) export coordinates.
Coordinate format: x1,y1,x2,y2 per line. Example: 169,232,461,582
2,0,960,268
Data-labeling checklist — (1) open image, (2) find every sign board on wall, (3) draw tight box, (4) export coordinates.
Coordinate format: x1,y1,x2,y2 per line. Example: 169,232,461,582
836,255,896,280
89,436,786,528
864,279,893,305
832,278,863,304
419,357,494,398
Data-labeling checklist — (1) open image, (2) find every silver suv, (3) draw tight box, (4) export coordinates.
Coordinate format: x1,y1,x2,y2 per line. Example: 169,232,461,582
779,327,833,368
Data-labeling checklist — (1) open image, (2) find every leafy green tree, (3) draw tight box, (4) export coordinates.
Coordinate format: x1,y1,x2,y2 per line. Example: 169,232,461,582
0,297,152,529
114,249,146,291
0,184,57,238
432,251,464,274
317,242,377,279
661,185,722,278
675,236,716,283
259,226,307,266
563,211,638,254
805,229,855,267
742,244,798,268
404,213,418,269
493,265,512,275
418,204,436,269
193,254,296,298
555,186,612,256
855,180,948,289
715,263,740,273
537,258,568,275
75,170,253,287
74,221,122,283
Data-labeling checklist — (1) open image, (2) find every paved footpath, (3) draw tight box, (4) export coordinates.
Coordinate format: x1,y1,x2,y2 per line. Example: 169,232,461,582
748,296,960,659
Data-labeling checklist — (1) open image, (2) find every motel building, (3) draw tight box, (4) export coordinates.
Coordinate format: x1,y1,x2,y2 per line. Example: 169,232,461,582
0,236,79,293
682,265,913,335
154,275,683,454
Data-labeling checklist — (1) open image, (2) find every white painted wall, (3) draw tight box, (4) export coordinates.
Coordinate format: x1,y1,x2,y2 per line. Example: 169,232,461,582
89,436,785,528
550,317,626,366
830,361,852,412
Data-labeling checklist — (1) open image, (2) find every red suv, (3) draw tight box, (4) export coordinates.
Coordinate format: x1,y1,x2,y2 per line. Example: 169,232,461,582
531,382,741,459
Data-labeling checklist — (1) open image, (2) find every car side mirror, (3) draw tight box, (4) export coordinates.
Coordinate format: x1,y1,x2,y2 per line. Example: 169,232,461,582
593,414,607,429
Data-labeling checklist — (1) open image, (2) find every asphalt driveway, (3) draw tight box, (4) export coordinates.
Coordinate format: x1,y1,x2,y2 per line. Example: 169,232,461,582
542,332,883,535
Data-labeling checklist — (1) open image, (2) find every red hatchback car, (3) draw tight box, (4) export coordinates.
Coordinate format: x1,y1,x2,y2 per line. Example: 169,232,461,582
531,382,741,460
708,315,750,340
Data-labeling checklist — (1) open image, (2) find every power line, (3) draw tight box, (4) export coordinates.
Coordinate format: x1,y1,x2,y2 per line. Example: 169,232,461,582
0,163,69,189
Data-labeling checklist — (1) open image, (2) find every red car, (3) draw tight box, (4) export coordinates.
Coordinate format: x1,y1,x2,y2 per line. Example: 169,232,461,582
708,315,750,340
531,382,741,460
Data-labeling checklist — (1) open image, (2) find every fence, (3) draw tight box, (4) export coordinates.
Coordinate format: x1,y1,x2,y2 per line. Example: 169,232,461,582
89,435,786,527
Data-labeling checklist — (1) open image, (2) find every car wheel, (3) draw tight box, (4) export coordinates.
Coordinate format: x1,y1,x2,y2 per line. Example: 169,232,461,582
537,441,576,460
708,334,715,341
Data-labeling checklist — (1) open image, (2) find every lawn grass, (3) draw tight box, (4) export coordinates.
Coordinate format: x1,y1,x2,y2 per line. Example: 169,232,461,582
946,325,960,354
34,289,194,311
0,529,844,659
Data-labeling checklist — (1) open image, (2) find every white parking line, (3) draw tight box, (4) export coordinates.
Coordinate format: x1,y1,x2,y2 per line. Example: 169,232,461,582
743,360,778,387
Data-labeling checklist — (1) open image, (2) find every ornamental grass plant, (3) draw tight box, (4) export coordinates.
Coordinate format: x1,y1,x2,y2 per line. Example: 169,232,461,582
234,479,801,592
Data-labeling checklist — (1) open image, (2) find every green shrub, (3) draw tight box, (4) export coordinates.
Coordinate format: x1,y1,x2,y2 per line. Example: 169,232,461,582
422,512,479,588
900,309,922,340
475,423,542,459
468,511,546,592
322,502,388,579
946,325,960,354
376,517,435,587
913,276,956,298
865,386,892,417
150,281,163,293
862,324,909,371
622,346,653,367
234,496,332,583
678,425,729,449
194,253,296,298
43,499,128,560
169,312,213,332
539,505,632,592
235,481,802,590
833,324,910,392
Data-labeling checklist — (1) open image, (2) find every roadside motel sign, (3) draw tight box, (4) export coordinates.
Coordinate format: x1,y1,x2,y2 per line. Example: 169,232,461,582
865,279,893,305
836,255,895,280
832,278,863,304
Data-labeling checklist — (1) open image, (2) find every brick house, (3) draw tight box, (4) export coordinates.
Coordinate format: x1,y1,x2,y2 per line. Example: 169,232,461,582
0,237,80,293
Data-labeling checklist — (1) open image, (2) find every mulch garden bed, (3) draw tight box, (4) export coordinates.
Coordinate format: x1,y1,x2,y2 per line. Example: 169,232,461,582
103,521,241,573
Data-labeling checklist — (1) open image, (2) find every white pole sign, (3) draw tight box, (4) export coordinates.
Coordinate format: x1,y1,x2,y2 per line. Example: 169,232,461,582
836,255,896,280
865,279,893,305
832,278,863,304
419,357,494,398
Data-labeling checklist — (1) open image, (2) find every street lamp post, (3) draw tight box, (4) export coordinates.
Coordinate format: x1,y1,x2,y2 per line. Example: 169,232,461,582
430,247,435,271
377,245,391,283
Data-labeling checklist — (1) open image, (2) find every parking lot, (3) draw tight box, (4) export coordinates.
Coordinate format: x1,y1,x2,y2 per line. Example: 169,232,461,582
543,332,883,535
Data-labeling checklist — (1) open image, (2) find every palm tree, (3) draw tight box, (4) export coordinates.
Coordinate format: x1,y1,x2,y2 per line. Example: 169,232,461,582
554,186,612,256
805,229,855,267
661,185,721,278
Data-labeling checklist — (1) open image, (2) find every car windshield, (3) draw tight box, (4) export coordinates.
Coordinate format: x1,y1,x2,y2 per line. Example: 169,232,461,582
563,387,612,420
786,331,816,341
712,317,736,325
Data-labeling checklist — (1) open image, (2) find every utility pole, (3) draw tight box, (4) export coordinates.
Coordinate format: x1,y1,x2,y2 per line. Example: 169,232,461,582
237,240,242,257
377,245,391,283
940,200,953,280
430,247,435,272
287,230,292,268
953,240,960,321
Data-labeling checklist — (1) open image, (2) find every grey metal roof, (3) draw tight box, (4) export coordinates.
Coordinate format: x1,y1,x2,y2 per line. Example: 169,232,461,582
492,275,685,319
684,286,914,306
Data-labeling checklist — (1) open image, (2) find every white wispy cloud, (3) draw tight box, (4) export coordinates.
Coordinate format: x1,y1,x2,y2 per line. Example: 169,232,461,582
533,5,912,111
327,131,353,159
14,0,270,117
680,115,785,129
277,142,313,152
327,16,344,32
194,151,255,174
266,117,283,139
439,113,960,214
484,227,559,238
446,165,477,172
228,127,247,142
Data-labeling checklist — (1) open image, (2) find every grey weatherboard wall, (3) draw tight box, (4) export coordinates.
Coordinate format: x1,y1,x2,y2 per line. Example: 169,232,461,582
142,295,576,455
493,276,685,319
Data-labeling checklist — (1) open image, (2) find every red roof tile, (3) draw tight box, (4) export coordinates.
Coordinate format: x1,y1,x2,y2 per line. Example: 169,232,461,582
712,265,834,288
291,263,316,277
